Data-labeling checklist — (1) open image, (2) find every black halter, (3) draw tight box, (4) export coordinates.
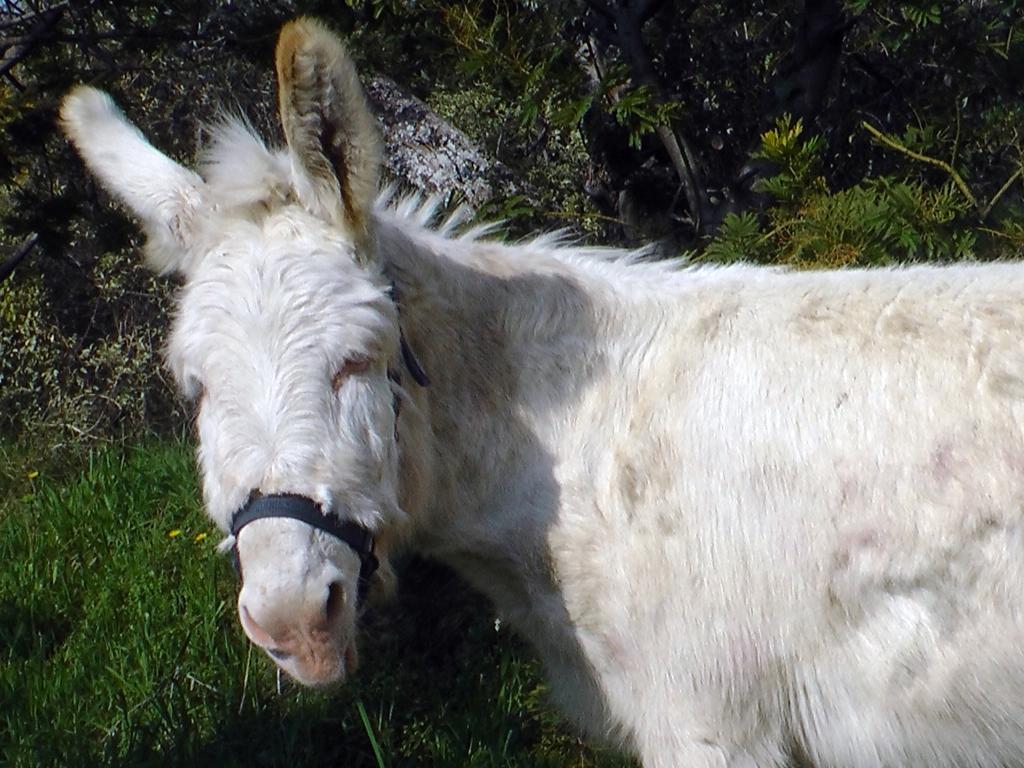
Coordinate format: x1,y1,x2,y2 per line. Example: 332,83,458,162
228,285,427,603
230,493,379,597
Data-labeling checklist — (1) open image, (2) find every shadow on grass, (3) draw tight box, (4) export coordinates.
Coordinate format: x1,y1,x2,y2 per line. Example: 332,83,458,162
112,702,382,768
100,559,603,768
0,600,74,661
0,442,630,768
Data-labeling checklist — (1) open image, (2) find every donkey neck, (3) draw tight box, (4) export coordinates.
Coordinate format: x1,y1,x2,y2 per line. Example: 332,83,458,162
375,214,671,711
376,215,607,556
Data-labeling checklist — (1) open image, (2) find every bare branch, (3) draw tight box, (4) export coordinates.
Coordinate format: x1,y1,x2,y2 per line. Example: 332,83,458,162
0,1,67,32
0,4,64,79
863,120,1023,223
980,167,1024,221
861,121,978,212
593,0,710,230
0,233,39,284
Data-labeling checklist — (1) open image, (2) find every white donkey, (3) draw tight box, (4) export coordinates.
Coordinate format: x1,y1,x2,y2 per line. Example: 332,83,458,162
63,17,1024,768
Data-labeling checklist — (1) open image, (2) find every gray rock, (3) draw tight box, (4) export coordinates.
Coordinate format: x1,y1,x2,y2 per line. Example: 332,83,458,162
365,76,517,209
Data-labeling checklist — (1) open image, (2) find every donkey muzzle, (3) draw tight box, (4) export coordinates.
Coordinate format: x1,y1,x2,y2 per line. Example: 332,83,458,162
229,492,378,602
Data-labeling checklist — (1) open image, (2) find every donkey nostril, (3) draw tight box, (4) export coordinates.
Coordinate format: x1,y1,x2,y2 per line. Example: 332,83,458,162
324,581,345,624
239,603,276,648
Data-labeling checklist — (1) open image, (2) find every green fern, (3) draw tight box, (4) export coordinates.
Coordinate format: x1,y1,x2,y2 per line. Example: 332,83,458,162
702,212,766,263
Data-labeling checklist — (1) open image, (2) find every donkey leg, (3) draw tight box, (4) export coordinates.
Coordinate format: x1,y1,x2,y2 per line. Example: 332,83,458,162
641,741,724,768
641,734,787,768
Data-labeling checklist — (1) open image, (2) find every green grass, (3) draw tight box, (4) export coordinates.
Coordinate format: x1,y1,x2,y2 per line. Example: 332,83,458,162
0,438,634,767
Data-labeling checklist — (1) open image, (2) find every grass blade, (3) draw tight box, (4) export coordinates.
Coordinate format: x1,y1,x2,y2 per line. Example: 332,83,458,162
356,698,387,768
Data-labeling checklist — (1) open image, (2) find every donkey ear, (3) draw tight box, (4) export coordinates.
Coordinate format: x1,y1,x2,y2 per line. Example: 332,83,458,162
276,18,382,249
60,86,206,275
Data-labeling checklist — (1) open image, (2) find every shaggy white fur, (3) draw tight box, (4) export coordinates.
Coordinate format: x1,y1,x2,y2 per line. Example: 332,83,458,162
63,17,1024,768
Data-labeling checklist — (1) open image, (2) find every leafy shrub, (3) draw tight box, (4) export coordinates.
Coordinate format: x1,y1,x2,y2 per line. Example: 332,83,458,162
702,116,1019,268
0,249,181,448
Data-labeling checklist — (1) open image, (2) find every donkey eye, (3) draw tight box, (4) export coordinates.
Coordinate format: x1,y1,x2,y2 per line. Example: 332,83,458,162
331,357,372,391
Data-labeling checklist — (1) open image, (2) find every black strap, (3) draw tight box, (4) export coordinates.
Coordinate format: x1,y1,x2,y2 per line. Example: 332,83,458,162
226,280,426,602
230,494,379,599
389,281,429,387
399,331,429,387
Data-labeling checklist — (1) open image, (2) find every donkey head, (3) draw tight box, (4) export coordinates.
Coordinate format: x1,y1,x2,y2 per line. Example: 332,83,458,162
62,18,406,686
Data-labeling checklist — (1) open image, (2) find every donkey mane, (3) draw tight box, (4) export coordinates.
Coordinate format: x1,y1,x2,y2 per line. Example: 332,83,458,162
199,115,704,297
200,117,292,211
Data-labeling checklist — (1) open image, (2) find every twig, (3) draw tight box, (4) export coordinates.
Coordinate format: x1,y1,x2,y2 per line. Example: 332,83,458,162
0,4,64,79
952,97,961,168
0,232,39,283
0,2,67,32
980,167,1023,221
863,120,1023,222
979,226,1024,242
184,672,220,694
542,209,625,226
861,120,978,212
